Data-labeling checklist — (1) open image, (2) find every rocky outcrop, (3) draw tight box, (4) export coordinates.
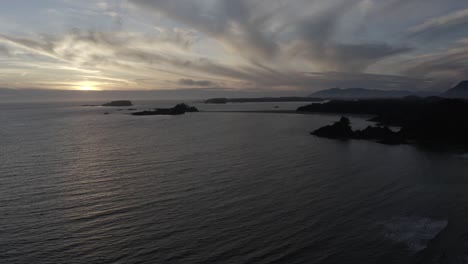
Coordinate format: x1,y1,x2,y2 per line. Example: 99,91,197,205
205,98,228,104
102,100,133,107
131,103,198,116
300,96,468,145
311,117,354,139
312,117,406,144
354,126,405,144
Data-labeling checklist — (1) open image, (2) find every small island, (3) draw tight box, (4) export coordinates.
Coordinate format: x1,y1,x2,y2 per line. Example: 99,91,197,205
132,103,198,116
102,100,133,107
312,117,405,144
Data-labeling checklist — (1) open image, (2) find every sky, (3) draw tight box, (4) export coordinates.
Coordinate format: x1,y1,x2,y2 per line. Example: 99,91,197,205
0,0,467,95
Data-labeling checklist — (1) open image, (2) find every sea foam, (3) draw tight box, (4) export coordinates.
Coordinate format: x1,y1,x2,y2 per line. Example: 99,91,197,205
382,217,448,252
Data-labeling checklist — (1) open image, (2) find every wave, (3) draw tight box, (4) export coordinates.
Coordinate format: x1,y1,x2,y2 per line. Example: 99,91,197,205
455,153,468,159
381,217,448,252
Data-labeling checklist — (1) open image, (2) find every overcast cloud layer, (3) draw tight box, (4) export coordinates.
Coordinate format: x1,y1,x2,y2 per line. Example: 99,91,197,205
0,0,467,93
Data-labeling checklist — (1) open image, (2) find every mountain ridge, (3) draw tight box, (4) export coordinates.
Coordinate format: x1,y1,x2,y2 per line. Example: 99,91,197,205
442,81,468,98
309,81,468,99
309,87,436,99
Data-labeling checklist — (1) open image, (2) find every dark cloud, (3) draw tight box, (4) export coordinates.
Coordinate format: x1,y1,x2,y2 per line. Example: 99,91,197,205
402,40,468,82
290,42,412,72
406,8,468,44
410,8,468,33
2,0,467,92
284,1,411,71
0,45,11,57
131,0,278,60
178,78,215,86
0,28,432,92
131,0,411,73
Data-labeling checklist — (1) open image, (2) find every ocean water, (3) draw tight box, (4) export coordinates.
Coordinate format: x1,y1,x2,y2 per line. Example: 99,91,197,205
1,101,468,264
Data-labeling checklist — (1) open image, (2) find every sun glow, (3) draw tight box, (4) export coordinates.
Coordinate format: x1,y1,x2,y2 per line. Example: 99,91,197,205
78,85,94,91
77,83,100,91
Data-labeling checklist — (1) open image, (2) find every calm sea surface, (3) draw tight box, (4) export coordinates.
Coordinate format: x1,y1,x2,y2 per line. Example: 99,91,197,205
1,101,468,263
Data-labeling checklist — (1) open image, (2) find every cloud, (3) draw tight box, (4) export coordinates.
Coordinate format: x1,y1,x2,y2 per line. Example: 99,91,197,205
178,78,215,86
402,39,468,82
1,0,467,92
289,41,412,72
130,0,411,73
0,29,199,74
130,0,280,60
0,28,195,60
406,7,468,43
0,23,430,92
0,45,11,57
300,71,434,91
410,8,468,34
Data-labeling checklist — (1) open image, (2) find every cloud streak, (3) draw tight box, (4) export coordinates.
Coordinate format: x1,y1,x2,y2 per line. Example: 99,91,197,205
0,45,11,57
178,78,216,87
410,8,468,34
0,0,466,92
130,0,411,71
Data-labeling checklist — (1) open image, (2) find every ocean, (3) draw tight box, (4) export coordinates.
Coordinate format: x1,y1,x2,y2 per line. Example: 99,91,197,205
1,101,468,263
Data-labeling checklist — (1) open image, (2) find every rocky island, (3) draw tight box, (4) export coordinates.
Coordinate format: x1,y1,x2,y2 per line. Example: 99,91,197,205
131,103,198,116
303,96,468,146
102,100,133,107
312,117,405,144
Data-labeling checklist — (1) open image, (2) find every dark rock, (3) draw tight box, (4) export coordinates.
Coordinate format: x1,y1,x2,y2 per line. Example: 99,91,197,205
355,126,406,144
132,103,198,116
312,117,406,144
205,98,228,104
300,96,468,145
102,100,133,107
311,117,354,139
175,103,199,112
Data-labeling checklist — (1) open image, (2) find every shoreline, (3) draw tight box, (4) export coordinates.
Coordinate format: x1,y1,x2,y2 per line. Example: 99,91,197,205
198,110,375,118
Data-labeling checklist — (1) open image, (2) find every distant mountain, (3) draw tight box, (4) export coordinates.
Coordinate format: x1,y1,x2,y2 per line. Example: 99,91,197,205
205,97,323,104
442,81,468,98
309,88,435,99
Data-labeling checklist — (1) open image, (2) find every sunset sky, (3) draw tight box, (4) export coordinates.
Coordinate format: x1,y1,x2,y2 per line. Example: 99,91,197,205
1,0,467,93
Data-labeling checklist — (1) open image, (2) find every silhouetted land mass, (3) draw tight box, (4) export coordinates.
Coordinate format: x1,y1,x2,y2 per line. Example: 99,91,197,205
132,104,198,116
205,97,323,104
308,88,431,99
308,80,468,99
102,100,133,107
312,117,354,138
302,97,468,145
312,117,405,144
442,80,468,98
